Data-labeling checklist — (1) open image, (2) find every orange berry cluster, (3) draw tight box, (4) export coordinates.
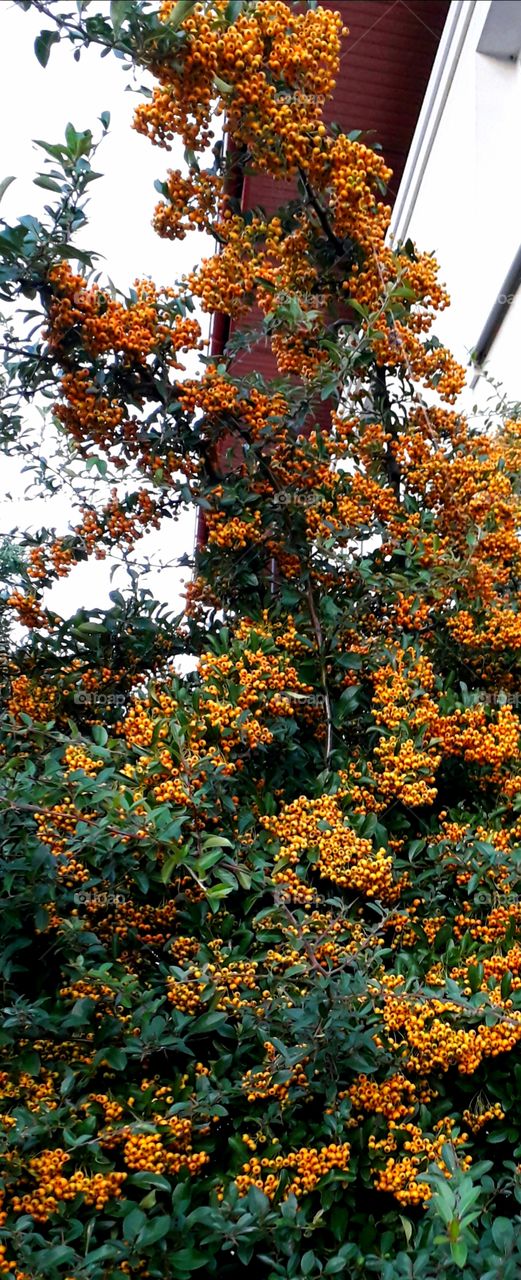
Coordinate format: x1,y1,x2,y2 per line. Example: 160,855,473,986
63,744,103,777
136,1,345,164
242,1041,308,1105
347,1072,418,1123
381,988,521,1076
153,168,223,241
233,1140,351,1203
10,1149,126,1223
7,675,57,723
263,794,399,902
7,591,48,629
369,1119,470,1207
47,263,200,366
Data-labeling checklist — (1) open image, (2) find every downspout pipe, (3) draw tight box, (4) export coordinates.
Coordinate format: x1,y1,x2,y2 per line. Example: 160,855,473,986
472,242,521,371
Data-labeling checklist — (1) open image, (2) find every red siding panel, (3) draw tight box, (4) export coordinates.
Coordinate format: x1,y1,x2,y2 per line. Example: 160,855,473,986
200,1,449,538
224,0,449,365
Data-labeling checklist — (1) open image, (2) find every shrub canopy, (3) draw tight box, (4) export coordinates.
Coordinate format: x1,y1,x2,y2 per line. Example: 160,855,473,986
2,2,521,1277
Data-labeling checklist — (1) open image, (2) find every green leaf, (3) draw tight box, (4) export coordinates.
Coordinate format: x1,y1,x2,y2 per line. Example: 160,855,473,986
86,456,108,476
330,1206,349,1243
92,725,108,747
139,1190,157,1210
235,868,251,890
140,1215,172,1246
172,1249,209,1273
55,244,95,265
190,1010,227,1035
246,1185,270,1217
434,922,453,951
468,962,483,993
399,1216,413,1246
101,1047,127,1070
197,848,225,871
34,1246,76,1267
449,1240,468,1268
205,884,234,910
129,1173,172,1191
501,971,512,999
491,1217,514,1251
214,74,234,95
0,176,15,204
301,1253,318,1276
65,122,92,159
33,175,62,193
110,0,132,38
337,652,364,670
225,0,243,20
338,685,361,708
123,1207,147,1241
34,138,66,160
77,1245,121,1264
161,849,186,883
165,0,197,30
34,29,60,67
18,1050,40,1075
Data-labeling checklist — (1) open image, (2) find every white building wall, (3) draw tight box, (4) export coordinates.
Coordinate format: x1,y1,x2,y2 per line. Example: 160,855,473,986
392,0,521,406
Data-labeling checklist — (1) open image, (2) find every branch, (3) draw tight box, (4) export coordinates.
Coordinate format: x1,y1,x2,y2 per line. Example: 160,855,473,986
306,580,333,765
374,364,401,501
277,898,329,976
298,168,345,255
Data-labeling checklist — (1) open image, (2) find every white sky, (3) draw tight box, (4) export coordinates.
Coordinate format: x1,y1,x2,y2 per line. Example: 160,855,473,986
0,0,214,618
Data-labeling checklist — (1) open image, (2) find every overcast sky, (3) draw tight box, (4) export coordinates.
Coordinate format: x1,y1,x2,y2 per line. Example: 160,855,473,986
0,1,213,619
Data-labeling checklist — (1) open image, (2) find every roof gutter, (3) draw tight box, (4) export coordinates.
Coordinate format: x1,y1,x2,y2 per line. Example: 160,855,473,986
391,0,478,243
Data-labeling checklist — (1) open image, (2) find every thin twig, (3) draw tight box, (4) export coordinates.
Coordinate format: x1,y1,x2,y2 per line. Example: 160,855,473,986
306,580,333,764
298,168,345,255
277,897,329,976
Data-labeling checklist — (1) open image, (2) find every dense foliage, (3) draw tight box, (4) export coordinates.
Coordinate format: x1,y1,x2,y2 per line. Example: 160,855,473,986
2,2,521,1276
